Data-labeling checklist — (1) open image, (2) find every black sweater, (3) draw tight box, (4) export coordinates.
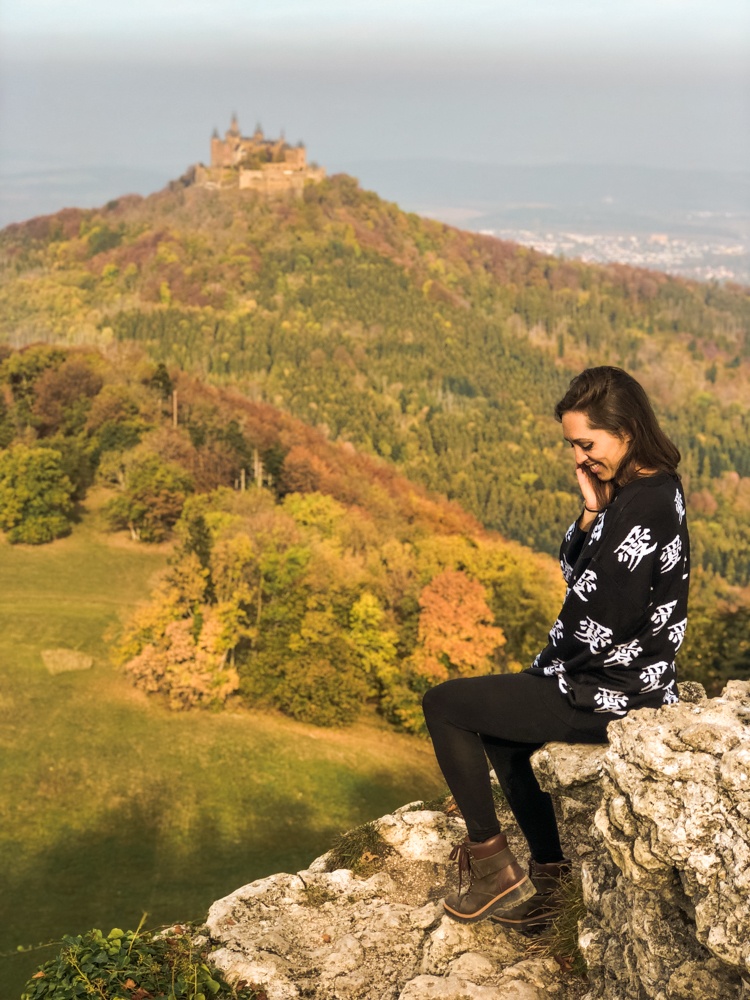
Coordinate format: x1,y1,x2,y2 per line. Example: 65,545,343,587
526,471,690,716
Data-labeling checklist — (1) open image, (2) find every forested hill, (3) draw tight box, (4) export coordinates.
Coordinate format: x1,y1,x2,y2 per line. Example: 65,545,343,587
0,345,570,726
1,174,749,650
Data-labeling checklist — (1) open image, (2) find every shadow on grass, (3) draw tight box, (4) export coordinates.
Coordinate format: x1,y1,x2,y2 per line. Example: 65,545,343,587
2,791,321,998
2,765,433,998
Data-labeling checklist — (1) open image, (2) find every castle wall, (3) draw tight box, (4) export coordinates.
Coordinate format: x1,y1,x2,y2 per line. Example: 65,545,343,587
238,166,325,195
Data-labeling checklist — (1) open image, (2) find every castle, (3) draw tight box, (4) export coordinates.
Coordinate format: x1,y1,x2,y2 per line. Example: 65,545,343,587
193,115,325,195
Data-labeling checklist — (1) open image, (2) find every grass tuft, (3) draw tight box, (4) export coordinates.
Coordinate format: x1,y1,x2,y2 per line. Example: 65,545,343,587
324,822,392,876
526,870,588,978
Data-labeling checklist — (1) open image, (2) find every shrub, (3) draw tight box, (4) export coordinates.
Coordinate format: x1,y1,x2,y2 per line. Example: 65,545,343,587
21,924,264,1000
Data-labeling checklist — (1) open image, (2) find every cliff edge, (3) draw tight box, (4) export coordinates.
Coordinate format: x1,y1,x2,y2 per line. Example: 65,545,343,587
202,681,750,1000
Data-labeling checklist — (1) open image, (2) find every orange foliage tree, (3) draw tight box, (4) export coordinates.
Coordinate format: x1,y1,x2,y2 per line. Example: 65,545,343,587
411,569,505,682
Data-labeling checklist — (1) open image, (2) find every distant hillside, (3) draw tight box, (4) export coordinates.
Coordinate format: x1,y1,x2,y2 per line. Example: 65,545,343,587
1,175,749,575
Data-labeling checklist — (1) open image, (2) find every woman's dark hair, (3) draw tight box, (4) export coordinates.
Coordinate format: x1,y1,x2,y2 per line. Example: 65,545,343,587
555,366,680,492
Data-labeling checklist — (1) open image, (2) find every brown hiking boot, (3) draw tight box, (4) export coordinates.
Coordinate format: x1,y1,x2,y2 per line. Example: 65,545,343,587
491,858,572,936
443,833,536,924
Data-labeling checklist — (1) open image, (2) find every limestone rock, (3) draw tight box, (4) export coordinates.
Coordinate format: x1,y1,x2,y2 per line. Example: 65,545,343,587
205,803,549,1000
534,681,750,999
202,681,750,1000
399,975,546,1000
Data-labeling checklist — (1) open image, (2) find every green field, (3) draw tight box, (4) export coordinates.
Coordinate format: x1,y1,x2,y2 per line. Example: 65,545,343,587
0,506,444,998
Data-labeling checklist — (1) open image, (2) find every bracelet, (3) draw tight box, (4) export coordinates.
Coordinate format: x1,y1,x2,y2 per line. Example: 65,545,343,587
584,505,601,514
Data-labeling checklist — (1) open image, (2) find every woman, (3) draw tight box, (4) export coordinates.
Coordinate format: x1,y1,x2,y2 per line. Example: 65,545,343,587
422,366,689,931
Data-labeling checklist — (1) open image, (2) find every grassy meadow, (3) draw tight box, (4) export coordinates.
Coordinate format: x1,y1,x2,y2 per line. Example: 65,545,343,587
0,500,444,997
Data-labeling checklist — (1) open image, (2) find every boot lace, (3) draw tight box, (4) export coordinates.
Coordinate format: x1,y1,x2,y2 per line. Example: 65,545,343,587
449,840,472,894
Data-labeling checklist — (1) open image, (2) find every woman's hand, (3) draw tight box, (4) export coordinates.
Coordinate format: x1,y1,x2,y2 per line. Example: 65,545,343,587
575,465,614,514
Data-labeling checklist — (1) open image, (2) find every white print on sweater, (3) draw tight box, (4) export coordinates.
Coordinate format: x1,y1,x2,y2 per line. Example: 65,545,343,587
572,569,598,602
660,535,682,573
662,680,679,705
651,600,678,634
667,618,687,650
560,554,574,583
565,521,576,542
594,687,629,714
543,658,566,676
639,661,671,693
588,511,606,544
604,640,643,667
675,489,686,524
615,526,658,571
549,619,565,646
574,617,614,654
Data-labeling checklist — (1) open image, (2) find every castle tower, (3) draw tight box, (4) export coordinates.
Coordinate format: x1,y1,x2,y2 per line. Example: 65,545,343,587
210,127,225,168
229,113,240,136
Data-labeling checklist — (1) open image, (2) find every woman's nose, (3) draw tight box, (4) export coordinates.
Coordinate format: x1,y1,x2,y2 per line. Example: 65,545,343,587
573,446,586,464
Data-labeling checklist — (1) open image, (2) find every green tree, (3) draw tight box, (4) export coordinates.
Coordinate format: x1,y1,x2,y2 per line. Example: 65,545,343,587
0,444,75,543
276,600,368,726
349,591,399,691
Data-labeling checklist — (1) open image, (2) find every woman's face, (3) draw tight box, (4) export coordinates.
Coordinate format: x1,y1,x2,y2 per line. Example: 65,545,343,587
561,410,631,482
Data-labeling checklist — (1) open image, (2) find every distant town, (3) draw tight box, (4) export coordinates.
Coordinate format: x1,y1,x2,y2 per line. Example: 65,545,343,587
476,227,749,285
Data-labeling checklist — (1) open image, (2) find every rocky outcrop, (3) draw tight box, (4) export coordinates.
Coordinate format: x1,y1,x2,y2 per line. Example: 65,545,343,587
204,806,563,1000
534,680,750,1000
204,682,750,1000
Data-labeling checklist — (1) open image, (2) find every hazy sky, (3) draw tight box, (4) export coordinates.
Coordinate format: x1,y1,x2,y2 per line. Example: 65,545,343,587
1,1,749,218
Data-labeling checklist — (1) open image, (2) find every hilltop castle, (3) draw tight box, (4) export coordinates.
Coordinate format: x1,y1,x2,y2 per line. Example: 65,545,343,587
193,115,325,195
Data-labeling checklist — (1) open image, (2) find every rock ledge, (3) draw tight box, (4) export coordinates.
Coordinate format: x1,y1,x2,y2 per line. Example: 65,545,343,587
205,682,750,1000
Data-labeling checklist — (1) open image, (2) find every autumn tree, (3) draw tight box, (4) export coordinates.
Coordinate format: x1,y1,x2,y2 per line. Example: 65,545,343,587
0,346,66,419
411,569,505,682
103,452,193,541
117,551,252,708
31,356,103,436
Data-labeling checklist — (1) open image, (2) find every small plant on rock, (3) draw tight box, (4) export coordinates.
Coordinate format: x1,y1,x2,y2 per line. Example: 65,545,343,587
299,881,338,908
21,923,265,1000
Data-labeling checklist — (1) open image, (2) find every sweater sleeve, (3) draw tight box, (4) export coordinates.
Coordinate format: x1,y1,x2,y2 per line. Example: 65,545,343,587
559,517,587,584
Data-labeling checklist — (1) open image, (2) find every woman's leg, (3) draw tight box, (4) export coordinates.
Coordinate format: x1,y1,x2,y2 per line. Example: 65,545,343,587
422,673,606,853
422,681,502,842
482,737,563,863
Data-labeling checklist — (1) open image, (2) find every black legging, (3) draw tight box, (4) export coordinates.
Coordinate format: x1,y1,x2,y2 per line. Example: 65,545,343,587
422,672,609,863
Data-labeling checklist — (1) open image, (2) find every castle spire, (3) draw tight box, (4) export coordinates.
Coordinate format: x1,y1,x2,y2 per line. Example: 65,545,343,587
229,113,240,135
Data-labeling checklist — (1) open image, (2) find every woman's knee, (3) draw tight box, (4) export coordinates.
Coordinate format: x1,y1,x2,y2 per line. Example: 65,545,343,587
422,678,465,723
